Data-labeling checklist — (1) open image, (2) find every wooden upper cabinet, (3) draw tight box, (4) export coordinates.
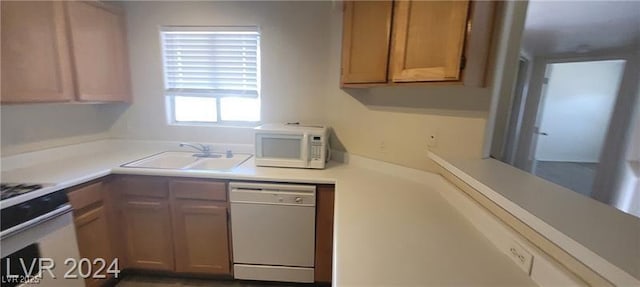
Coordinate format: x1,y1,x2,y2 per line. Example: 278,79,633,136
390,0,470,82
0,1,74,103
341,0,494,87
341,1,393,84
65,1,131,102
0,1,131,104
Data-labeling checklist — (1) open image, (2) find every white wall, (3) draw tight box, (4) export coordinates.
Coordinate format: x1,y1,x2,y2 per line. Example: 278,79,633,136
487,1,530,161
615,55,640,217
0,103,126,155
109,1,332,144
534,60,626,162
629,90,640,213
322,2,506,172
108,1,502,172
1,1,513,173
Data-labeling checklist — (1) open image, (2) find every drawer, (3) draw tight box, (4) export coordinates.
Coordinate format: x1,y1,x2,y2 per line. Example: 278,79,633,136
117,176,168,198
68,181,104,211
170,179,227,201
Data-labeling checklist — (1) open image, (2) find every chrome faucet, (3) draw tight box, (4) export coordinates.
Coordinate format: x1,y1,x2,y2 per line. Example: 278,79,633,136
179,143,213,157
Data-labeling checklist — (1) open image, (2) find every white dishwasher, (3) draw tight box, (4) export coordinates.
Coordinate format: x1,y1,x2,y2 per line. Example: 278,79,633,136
229,182,316,283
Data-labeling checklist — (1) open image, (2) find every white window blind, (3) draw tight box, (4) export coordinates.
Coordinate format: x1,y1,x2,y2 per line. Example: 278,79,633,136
160,27,260,98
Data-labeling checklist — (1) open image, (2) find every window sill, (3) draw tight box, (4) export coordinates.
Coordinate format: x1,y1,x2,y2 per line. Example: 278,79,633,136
167,122,260,129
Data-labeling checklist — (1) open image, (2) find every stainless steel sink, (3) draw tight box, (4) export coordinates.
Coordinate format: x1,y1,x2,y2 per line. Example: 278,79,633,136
122,151,252,171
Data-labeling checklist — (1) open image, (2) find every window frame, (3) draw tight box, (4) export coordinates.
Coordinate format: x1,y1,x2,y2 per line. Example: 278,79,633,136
160,26,262,126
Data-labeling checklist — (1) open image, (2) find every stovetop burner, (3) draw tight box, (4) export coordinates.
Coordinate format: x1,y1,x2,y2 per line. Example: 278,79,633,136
1,183,44,200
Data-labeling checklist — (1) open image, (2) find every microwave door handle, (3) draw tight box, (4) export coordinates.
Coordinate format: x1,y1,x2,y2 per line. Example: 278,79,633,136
302,133,310,164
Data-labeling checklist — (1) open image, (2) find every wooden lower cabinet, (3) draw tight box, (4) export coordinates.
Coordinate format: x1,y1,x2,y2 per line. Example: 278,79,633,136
172,200,230,274
69,175,334,284
67,180,115,287
120,196,174,271
315,185,335,283
74,206,112,287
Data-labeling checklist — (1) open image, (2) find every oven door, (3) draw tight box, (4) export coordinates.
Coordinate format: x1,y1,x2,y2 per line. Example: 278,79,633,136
255,133,309,168
1,206,84,287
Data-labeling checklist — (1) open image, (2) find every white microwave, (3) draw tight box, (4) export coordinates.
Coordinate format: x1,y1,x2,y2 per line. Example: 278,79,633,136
254,124,330,169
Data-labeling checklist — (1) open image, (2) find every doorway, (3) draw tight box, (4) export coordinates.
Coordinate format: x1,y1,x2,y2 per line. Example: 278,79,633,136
530,60,626,196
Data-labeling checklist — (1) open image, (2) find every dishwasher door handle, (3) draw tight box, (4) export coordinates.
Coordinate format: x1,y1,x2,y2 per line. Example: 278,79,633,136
229,182,316,193
230,200,315,207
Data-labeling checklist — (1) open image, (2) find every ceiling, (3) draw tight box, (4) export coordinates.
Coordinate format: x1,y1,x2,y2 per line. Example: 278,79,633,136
522,0,640,56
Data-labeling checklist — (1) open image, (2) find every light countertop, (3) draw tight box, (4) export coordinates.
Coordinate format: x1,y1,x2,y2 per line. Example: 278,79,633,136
1,140,535,287
429,152,640,286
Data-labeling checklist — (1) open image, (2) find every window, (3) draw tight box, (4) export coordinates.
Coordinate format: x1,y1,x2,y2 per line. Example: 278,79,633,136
160,26,260,124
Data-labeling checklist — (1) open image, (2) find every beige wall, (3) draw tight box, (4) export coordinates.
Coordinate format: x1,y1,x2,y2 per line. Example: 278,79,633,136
324,3,495,171
109,1,332,143
3,1,504,172
111,1,497,171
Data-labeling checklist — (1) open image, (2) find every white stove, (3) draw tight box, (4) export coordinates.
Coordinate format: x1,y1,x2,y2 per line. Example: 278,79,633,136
1,184,83,287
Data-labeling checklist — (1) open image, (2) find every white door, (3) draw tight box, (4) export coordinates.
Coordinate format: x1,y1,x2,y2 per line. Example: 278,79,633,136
528,60,626,195
531,60,625,165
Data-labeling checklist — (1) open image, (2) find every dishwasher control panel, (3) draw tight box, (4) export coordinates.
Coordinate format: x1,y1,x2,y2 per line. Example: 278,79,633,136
229,182,316,206
271,193,312,205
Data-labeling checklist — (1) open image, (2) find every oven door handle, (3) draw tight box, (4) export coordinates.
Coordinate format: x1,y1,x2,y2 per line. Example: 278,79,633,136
0,204,73,240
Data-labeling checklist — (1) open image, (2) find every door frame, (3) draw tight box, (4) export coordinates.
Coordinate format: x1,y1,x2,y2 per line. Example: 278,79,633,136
502,56,531,165
526,62,553,173
591,52,640,205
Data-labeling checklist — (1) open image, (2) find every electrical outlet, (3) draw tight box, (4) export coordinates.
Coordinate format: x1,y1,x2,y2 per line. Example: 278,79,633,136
507,240,534,274
427,132,438,148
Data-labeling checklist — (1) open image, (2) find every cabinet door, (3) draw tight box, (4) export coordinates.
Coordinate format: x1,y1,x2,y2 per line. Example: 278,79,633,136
172,200,230,275
390,0,470,82
341,1,393,84
65,1,131,102
74,206,113,287
315,185,335,283
1,1,74,103
121,197,174,271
